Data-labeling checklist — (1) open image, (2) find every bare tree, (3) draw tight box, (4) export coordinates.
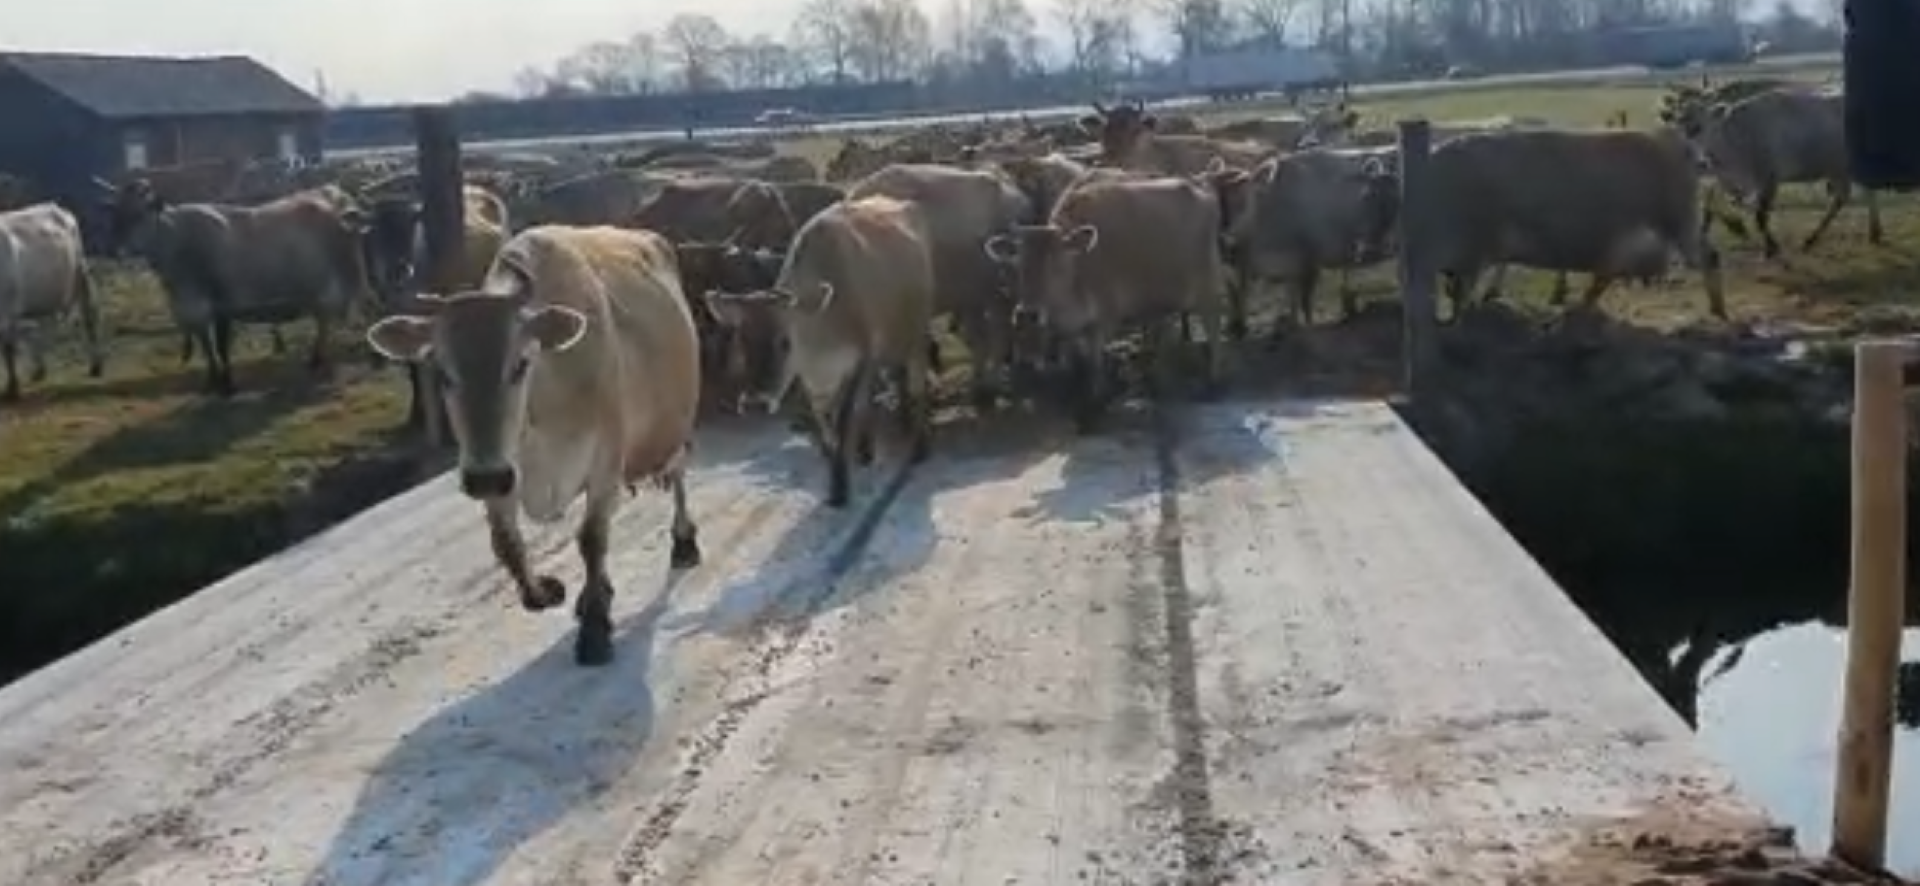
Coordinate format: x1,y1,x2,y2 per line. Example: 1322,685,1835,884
1241,0,1303,44
792,0,859,83
849,0,933,82
625,32,662,91
511,66,552,98
570,41,637,93
662,13,732,90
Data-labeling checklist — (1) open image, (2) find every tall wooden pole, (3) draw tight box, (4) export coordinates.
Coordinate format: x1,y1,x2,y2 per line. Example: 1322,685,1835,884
1395,119,1437,403
1829,338,1908,871
410,105,464,455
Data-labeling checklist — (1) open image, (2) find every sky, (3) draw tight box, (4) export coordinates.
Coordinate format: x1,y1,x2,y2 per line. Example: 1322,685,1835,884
8,0,813,103
11,0,1816,105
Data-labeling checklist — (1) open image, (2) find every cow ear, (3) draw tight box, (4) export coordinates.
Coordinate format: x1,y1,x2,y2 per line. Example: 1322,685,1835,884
525,304,588,352
1139,114,1158,131
366,315,434,362
1077,114,1102,136
1064,224,1099,253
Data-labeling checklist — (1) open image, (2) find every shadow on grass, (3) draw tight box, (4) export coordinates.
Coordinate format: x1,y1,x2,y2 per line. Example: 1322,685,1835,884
0,378,340,521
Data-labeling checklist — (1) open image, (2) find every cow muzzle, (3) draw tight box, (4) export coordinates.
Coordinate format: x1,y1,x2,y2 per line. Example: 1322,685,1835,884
459,466,518,500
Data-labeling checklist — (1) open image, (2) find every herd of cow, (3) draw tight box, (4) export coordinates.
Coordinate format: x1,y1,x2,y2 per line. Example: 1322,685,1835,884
0,74,1877,665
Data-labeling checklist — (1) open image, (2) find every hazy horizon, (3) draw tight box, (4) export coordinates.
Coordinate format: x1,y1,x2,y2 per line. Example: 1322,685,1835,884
9,0,1822,105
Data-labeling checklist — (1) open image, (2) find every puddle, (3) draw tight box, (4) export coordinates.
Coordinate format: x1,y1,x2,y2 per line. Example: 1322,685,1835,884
1695,622,1919,874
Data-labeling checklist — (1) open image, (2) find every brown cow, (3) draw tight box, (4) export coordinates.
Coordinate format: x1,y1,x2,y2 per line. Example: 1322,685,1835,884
984,172,1228,429
365,225,703,666
1693,88,1880,258
112,181,372,395
1081,100,1276,175
1407,127,1727,317
845,163,1029,407
706,196,936,507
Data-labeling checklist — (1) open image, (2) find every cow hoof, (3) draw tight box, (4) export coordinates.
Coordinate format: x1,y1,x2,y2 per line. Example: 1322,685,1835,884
87,362,104,379
574,622,614,667
1226,320,1248,341
1194,380,1224,402
670,534,702,569
825,485,850,509
908,436,930,465
524,575,567,611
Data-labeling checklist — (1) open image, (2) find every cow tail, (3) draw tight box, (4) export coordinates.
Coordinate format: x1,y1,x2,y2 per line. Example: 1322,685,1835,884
73,262,104,376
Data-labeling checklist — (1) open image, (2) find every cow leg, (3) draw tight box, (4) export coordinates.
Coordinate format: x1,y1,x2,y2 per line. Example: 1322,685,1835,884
1752,186,1781,259
75,267,104,378
1069,335,1108,433
1225,276,1250,341
1576,274,1617,313
1864,188,1884,245
1,329,19,402
271,326,289,356
486,498,567,611
1197,299,1225,401
1338,268,1359,320
1800,180,1852,253
668,463,702,569
1548,272,1571,308
27,323,48,383
213,316,239,396
1272,265,1320,344
902,349,932,464
822,363,871,508
572,489,618,667
308,315,331,373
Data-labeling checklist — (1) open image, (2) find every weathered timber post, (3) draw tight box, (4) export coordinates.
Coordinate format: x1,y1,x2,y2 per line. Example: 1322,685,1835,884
411,105,464,454
1830,338,1908,871
1395,119,1438,402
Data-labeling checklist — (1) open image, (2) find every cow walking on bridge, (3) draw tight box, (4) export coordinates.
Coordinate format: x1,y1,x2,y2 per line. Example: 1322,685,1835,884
365,225,704,666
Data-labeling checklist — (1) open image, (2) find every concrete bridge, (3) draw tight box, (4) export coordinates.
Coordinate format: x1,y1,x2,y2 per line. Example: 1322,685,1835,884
0,396,1775,885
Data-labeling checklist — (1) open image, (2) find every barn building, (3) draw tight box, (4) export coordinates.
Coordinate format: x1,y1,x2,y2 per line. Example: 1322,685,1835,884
0,51,324,202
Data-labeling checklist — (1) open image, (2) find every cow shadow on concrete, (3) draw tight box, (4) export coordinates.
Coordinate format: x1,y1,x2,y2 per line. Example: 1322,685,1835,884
663,404,1057,639
1027,393,1281,525
303,574,686,886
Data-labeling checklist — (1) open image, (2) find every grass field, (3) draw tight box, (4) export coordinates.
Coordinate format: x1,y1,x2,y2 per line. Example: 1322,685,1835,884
6,63,1916,679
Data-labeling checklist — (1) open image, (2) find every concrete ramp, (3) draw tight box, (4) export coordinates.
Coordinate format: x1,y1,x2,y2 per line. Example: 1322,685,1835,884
0,398,1761,885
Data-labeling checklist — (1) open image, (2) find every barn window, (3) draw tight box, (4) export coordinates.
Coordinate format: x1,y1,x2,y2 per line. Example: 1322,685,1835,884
121,132,149,170
276,128,299,162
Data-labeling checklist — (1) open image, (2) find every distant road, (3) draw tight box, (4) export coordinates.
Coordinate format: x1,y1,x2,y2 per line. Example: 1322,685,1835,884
330,52,1838,159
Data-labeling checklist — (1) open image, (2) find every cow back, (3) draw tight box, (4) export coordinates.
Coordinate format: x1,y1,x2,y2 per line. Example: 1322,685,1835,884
1050,176,1222,330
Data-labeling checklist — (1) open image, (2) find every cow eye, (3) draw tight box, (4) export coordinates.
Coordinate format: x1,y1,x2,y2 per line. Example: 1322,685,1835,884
508,357,531,383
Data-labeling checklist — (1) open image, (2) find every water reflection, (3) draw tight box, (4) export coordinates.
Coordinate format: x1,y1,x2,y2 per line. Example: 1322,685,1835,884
1694,623,1919,873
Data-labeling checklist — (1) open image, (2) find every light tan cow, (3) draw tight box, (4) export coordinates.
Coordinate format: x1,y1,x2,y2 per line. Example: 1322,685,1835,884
1081,100,1276,175
365,225,703,666
0,203,102,400
984,172,1228,430
519,169,675,228
706,196,936,508
845,163,1029,407
1693,88,1880,258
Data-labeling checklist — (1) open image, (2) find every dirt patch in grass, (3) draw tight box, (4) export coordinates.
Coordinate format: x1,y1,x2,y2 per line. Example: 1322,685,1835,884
0,263,418,683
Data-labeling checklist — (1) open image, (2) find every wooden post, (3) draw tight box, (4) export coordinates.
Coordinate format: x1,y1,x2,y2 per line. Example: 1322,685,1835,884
411,105,463,454
1396,118,1438,403
1830,338,1908,871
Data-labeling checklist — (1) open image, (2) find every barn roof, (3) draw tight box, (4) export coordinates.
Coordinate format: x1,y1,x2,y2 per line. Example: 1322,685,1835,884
0,51,323,119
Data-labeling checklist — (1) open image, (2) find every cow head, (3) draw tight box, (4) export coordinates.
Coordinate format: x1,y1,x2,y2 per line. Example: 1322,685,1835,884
723,182,798,252
363,277,588,501
983,223,1098,321
362,197,422,302
1079,99,1154,167
97,178,163,257
677,239,790,410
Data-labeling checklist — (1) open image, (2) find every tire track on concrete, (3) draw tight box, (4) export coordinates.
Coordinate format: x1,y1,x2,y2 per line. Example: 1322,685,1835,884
1151,404,1230,886
612,461,918,883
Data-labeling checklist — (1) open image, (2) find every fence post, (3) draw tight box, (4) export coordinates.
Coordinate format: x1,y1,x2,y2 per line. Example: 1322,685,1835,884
1830,338,1908,871
1395,118,1438,403
410,105,463,454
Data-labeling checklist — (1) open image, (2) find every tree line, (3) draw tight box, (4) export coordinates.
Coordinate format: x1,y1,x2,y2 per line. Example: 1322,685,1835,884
430,0,1838,104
